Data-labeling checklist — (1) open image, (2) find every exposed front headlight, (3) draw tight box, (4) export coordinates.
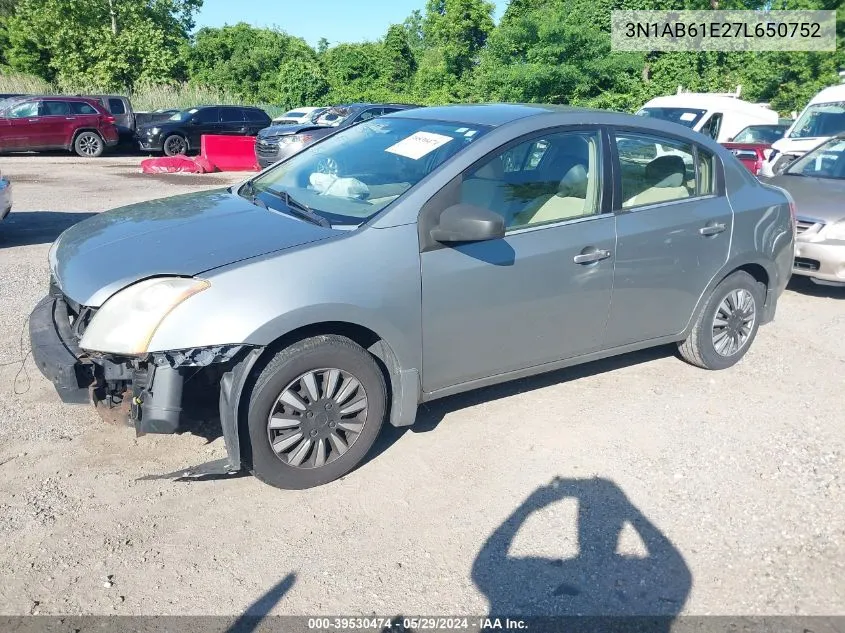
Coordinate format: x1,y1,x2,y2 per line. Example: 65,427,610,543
147,127,161,135
80,277,210,355
823,219,845,241
279,134,313,145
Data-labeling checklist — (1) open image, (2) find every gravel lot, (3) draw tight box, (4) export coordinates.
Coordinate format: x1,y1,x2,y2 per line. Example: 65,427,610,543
0,155,842,618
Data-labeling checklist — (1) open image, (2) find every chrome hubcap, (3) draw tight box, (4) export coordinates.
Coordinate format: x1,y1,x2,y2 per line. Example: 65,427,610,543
79,135,100,155
711,289,756,357
266,368,368,469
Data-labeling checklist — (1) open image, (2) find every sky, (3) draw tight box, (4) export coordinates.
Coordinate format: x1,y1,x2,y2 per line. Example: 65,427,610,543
194,0,505,47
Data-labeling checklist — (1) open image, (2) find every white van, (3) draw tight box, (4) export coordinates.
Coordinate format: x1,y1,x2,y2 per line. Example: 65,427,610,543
637,94,779,143
762,84,845,176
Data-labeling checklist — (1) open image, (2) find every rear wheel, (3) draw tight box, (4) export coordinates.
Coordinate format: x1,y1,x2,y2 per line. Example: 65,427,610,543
163,134,188,156
74,131,104,158
246,335,387,490
678,271,764,370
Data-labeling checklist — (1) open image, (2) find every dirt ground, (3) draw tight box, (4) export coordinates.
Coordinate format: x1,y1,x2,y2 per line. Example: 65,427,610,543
0,155,842,618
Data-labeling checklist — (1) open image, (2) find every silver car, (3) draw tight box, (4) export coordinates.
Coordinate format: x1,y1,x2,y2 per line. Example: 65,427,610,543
30,105,795,490
0,168,11,221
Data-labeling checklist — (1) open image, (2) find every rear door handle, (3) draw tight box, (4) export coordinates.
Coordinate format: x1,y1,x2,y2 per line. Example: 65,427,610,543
573,249,612,264
699,223,727,236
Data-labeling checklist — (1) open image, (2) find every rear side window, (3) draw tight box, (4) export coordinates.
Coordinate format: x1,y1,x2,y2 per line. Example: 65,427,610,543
220,107,245,122
696,148,716,195
615,133,696,208
245,108,270,123
108,98,126,115
41,100,71,116
71,102,98,115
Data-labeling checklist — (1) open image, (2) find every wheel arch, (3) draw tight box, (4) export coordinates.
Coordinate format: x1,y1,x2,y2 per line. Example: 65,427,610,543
683,255,776,338
69,127,104,150
221,319,419,472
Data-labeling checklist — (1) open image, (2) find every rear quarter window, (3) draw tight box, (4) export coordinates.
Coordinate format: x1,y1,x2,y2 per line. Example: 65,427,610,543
108,98,126,115
246,108,270,123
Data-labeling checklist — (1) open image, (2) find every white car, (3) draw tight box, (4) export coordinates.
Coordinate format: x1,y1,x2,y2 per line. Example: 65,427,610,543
271,107,327,126
0,168,11,222
761,84,845,177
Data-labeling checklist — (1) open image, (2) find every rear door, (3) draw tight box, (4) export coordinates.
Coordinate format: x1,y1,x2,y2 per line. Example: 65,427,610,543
39,100,74,148
219,106,248,135
603,129,732,347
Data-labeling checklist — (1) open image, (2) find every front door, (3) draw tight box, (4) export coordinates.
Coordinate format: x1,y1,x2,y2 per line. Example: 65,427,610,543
189,107,221,147
1,100,41,150
421,129,616,393
603,130,732,348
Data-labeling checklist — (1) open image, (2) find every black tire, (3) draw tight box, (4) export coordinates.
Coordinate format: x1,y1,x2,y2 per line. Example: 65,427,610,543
73,131,104,158
678,271,765,370
162,134,188,157
246,335,387,490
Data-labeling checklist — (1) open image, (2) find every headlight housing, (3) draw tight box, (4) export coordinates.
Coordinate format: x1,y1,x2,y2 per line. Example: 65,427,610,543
80,277,210,355
279,134,313,145
148,127,161,135
823,219,845,241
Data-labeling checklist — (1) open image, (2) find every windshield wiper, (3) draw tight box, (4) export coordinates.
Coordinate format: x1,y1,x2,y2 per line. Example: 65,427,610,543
263,188,332,228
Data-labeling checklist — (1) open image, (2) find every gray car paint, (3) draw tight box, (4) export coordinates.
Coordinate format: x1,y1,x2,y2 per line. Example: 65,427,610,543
764,174,844,223
51,104,794,427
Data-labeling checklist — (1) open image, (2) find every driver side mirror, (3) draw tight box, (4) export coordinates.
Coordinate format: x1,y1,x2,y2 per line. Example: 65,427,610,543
430,204,505,244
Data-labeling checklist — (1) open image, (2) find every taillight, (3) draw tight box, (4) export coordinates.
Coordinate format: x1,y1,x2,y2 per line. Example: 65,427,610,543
103,115,116,124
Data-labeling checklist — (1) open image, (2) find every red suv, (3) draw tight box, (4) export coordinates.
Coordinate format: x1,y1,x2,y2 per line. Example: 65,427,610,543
0,96,120,157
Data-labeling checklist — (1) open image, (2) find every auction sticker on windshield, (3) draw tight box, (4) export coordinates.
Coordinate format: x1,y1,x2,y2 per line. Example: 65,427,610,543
386,132,454,160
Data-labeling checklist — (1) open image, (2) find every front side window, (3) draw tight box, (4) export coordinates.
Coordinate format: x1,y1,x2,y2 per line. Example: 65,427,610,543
786,137,845,180
194,107,220,124
460,130,602,230
7,101,38,118
789,101,845,139
41,100,70,116
699,113,722,140
616,133,696,208
637,107,707,129
246,118,489,225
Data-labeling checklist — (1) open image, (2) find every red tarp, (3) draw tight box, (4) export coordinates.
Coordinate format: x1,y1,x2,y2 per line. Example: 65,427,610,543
140,135,260,174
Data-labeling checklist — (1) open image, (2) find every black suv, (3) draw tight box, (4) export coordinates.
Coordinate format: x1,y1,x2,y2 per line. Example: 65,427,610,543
136,105,271,156
256,103,419,168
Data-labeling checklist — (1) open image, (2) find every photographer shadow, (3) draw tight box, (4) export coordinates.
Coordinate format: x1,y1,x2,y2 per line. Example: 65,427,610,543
472,477,691,629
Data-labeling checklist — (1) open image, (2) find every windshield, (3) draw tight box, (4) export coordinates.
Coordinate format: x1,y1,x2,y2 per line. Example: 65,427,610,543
636,107,707,128
244,117,490,225
732,125,787,144
788,101,845,139
169,108,199,122
315,106,352,127
786,137,845,179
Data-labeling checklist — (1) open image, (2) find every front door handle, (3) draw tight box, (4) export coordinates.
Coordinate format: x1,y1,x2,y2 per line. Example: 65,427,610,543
573,249,612,264
699,222,727,236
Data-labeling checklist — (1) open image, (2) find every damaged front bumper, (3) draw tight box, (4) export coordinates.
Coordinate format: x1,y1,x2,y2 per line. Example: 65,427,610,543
29,293,260,471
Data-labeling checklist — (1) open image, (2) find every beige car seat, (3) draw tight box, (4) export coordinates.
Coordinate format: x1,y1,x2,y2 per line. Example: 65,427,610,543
624,155,690,207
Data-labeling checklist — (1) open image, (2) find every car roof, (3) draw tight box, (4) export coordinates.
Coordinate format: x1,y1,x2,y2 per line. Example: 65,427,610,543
808,84,845,104
387,103,595,127
642,94,777,117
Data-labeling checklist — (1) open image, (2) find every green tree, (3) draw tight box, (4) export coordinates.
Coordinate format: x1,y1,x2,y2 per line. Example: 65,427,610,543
186,23,320,103
383,24,417,83
422,0,495,77
5,0,200,89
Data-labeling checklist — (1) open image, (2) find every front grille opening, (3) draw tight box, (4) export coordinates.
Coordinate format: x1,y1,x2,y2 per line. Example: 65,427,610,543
794,257,821,272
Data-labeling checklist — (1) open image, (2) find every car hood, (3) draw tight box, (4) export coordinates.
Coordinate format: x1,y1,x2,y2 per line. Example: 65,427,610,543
51,189,335,307
765,174,845,223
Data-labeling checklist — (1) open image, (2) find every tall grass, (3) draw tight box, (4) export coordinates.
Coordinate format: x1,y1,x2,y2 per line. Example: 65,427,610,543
0,71,285,117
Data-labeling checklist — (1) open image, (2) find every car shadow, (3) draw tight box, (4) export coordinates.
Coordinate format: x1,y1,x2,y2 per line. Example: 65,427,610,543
364,345,675,468
787,275,845,298
472,477,691,624
0,211,96,248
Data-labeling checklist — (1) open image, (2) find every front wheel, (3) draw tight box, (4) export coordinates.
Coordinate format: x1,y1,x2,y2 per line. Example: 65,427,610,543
74,131,104,157
246,335,387,490
678,271,764,370
163,134,188,156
